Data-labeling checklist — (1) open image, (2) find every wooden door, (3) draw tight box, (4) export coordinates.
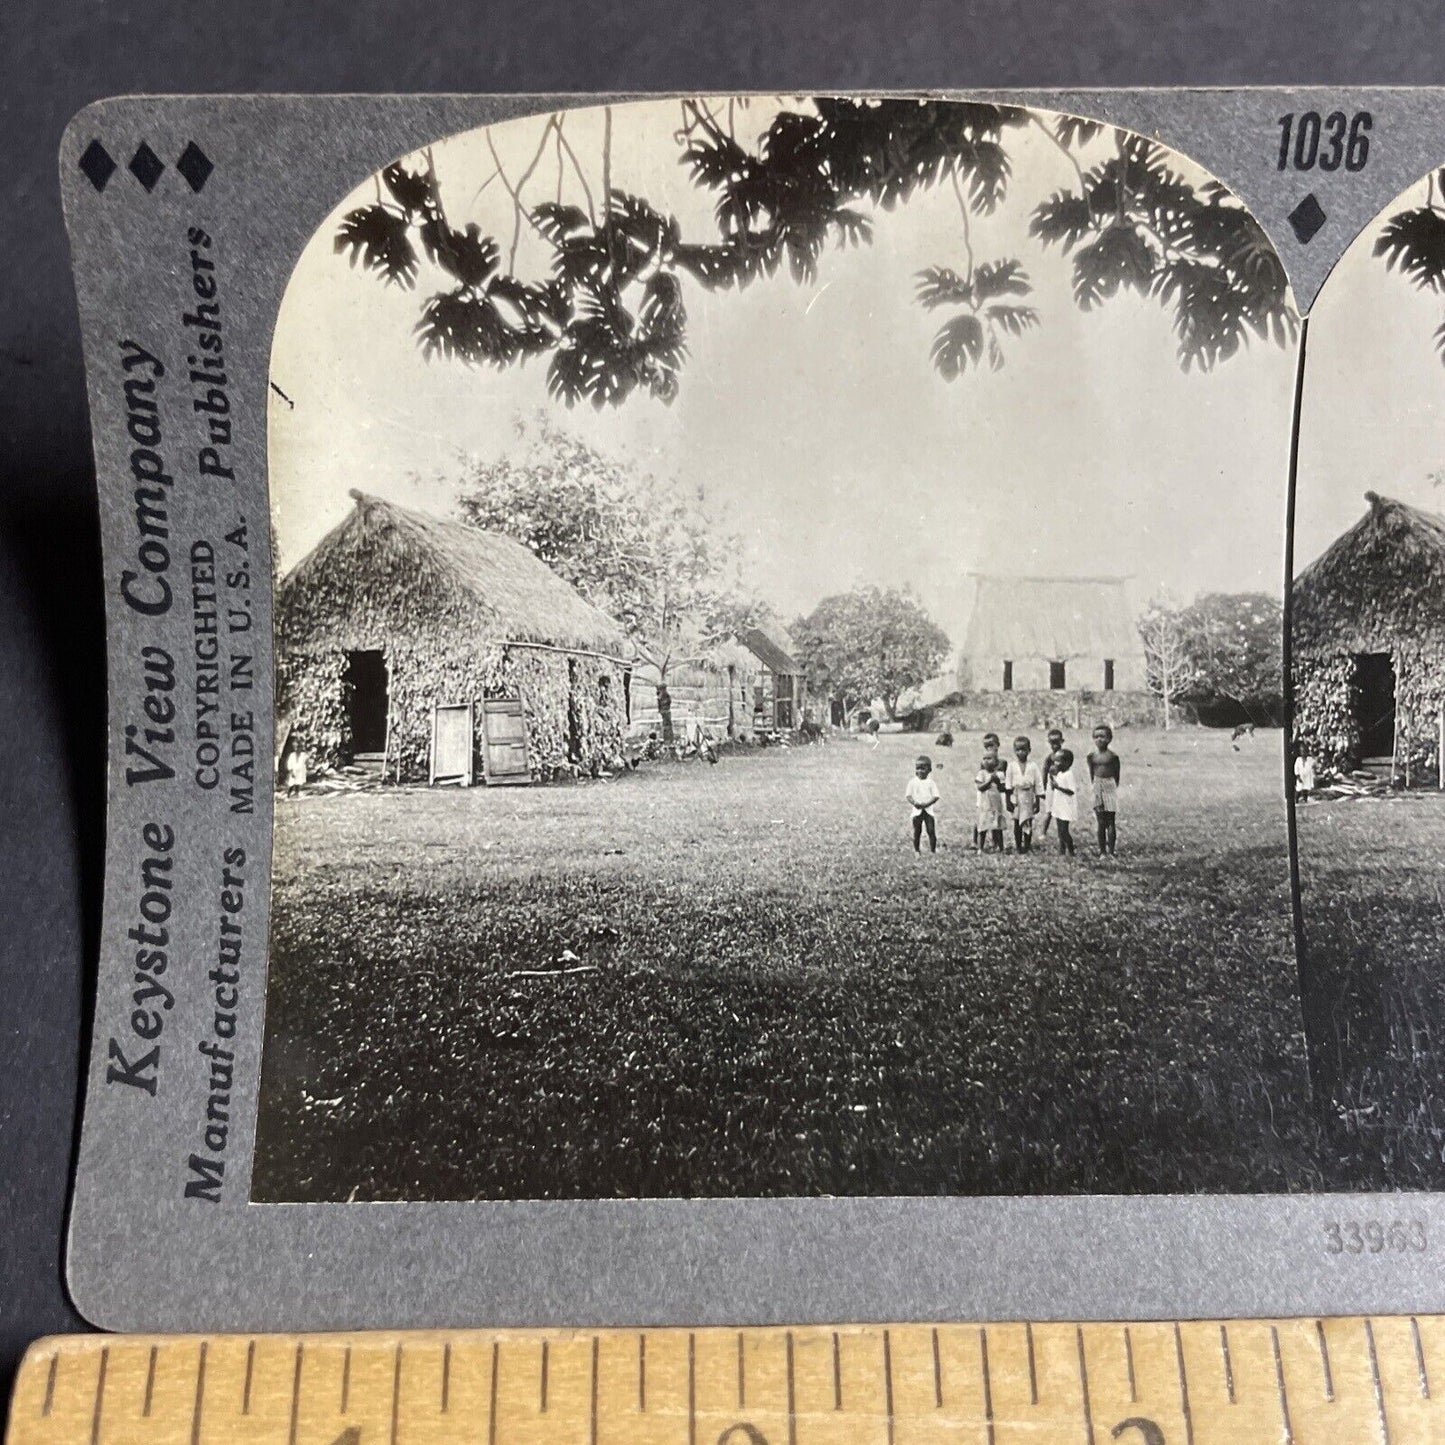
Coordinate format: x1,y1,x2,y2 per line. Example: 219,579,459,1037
431,702,473,785
481,696,531,785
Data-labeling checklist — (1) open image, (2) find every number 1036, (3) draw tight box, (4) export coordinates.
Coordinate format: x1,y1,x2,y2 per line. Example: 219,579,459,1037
1277,111,1372,172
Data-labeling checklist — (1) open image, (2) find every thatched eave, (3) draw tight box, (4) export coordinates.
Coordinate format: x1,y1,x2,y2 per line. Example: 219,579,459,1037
961,574,1141,661
277,491,628,655
1293,491,1445,656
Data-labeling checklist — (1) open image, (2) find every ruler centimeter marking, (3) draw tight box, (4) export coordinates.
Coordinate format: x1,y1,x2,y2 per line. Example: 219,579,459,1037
10,1320,1445,1445
1174,1321,1195,1445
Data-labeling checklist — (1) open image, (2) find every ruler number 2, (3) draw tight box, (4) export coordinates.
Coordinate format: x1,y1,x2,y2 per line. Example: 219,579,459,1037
1277,111,1372,172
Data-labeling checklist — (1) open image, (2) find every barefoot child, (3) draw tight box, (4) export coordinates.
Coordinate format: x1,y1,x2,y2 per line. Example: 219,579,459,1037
974,748,1006,852
283,740,308,798
1005,735,1044,853
1294,747,1316,804
905,754,941,854
1088,723,1121,856
1050,747,1080,855
1040,727,1066,835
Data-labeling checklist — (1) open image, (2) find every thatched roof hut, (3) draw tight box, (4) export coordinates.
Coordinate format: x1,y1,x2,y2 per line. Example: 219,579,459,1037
1294,492,1445,653
276,492,629,783
959,574,1146,696
280,490,627,657
1293,492,1445,776
741,623,808,732
626,636,759,744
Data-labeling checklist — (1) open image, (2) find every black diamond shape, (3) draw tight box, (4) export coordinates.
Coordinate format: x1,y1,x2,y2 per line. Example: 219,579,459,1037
128,142,165,192
1288,192,1327,245
176,141,213,193
78,139,116,192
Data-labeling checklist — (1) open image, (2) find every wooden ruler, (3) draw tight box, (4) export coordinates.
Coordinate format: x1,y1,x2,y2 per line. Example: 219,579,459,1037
5,1320,1441,1445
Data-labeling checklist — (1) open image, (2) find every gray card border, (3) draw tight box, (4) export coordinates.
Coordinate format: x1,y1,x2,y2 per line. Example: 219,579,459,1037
59,89,1445,1334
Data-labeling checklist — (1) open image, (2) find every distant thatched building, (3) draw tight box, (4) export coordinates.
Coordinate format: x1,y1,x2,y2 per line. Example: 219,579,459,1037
957,575,1149,720
742,624,808,732
277,492,629,783
1293,491,1445,777
627,643,758,743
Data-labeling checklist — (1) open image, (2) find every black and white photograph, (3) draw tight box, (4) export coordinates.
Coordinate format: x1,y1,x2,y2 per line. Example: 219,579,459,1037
249,95,1342,1204
1292,166,1445,1188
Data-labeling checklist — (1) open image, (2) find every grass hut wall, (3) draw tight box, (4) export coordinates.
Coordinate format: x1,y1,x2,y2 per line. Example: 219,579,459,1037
276,491,630,782
1292,491,1445,778
627,646,758,743
956,575,1151,724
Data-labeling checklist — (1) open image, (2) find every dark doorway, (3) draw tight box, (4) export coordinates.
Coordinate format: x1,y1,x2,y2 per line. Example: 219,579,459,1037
566,657,583,762
345,649,388,756
1049,660,1066,690
1354,651,1395,760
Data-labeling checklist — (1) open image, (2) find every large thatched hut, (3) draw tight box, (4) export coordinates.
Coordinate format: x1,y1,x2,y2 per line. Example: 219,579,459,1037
276,491,630,783
953,574,1151,726
1293,491,1445,778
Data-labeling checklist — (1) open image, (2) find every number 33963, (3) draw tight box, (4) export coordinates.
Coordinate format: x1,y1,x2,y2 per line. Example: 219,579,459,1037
1324,1219,1427,1254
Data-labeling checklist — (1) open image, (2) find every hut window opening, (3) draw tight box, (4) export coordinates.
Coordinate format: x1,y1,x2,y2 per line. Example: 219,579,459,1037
1103,658,1115,691
344,649,388,757
1354,651,1396,761
1002,660,1013,691
1049,661,1066,690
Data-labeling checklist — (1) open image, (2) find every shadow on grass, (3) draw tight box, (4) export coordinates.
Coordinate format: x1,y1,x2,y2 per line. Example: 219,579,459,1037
251,737,1416,1201
1297,797,1445,1190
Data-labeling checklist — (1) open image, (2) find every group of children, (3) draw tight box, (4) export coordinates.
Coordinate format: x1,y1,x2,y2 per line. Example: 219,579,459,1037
905,724,1122,858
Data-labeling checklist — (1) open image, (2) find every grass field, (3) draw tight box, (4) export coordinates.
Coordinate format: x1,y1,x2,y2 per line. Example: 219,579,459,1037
252,726,1377,1202
1297,795,1445,1187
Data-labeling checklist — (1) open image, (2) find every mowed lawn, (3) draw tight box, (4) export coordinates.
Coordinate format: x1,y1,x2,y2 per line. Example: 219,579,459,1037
1297,795,1445,1187
253,728,1337,1202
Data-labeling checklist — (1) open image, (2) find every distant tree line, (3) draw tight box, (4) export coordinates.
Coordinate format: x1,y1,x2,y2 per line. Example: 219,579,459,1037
791,588,951,723
1139,591,1283,727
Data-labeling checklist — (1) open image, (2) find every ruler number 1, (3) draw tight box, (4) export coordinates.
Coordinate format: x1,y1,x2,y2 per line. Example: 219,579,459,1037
1277,111,1372,172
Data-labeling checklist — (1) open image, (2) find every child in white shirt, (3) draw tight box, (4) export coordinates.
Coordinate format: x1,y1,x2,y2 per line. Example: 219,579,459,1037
905,755,941,854
284,743,308,798
1005,735,1044,854
974,750,1006,852
1294,749,1316,803
1050,748,1080,855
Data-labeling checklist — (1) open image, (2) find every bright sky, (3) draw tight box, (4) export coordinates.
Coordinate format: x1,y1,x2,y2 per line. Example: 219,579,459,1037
1297,171,1445,571
269,98,1301,650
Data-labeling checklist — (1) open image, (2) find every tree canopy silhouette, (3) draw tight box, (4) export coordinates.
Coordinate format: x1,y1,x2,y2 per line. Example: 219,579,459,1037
1375,168,1445,362
335,98,1295,407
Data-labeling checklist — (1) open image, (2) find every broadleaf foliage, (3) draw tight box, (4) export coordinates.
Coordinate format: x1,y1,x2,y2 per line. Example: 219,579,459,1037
1374,173,1445,369
336,100,1297,405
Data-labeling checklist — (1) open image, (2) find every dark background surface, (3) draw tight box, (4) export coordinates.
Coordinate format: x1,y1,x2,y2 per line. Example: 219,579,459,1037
3,0,1444,1401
